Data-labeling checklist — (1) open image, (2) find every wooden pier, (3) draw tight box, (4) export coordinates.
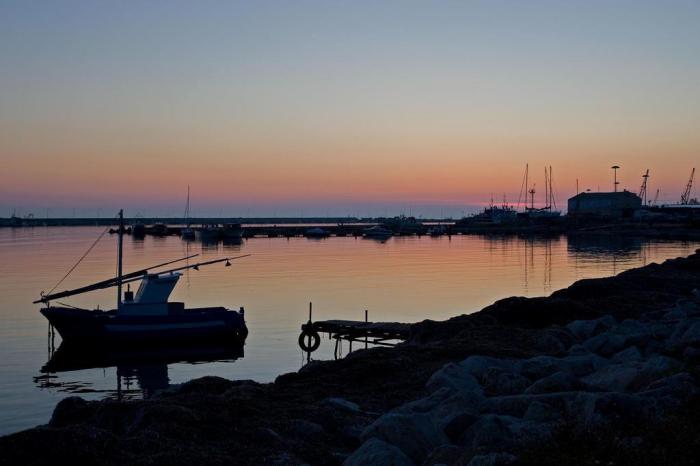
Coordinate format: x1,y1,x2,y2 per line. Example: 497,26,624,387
299,310,411,359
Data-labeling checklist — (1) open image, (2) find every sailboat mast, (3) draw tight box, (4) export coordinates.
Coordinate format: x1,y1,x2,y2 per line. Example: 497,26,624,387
544,167,548,209
185,185,191,226
117,209,124,310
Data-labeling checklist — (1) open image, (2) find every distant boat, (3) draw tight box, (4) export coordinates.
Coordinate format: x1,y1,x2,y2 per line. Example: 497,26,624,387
198,224,222,242
36,210,249,345
181,185,195,240
149,223,169,237
132,222,146,237
305,227,330,238
363,225,393,239
222,223,243,240
428,225,448,236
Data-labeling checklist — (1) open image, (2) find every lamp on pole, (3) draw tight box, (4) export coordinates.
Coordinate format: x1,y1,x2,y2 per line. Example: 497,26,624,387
611,165,620,192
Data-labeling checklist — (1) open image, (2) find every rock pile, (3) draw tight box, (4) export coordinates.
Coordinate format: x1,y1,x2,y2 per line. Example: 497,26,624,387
347,297,700,465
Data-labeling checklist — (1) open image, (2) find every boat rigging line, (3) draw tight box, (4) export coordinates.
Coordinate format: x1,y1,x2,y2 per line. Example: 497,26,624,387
42,214,115,299
35,253,250,304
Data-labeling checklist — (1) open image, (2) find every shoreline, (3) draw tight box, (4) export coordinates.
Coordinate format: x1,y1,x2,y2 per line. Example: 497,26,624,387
2,250,700,464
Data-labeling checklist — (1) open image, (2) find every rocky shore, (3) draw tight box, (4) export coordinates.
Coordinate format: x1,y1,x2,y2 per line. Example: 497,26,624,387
2,251,700,465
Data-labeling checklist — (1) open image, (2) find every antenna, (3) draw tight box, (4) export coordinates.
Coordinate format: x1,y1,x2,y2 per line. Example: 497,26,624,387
681,168,695,205
611,165,620,193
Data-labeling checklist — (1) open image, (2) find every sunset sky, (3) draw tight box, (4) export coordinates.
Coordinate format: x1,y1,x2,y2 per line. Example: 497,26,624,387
1,0,699,217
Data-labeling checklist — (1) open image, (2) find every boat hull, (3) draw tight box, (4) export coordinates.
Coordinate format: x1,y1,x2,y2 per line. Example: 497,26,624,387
41,306,248,345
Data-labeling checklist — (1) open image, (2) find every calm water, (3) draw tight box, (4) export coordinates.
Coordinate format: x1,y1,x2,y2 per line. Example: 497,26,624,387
0,227,698,435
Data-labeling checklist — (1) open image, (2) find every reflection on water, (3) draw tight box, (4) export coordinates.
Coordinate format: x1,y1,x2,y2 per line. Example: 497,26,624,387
0,227,698,435
36,342,244,400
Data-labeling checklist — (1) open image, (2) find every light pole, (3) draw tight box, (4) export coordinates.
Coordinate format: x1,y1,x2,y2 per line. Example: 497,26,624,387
611,165,620,192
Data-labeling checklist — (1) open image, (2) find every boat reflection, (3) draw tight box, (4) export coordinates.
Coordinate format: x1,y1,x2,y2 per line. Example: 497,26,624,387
36,341,244,399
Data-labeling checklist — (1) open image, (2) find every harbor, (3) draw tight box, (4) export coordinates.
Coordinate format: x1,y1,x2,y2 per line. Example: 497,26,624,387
3,239,700,464
3,1,700,463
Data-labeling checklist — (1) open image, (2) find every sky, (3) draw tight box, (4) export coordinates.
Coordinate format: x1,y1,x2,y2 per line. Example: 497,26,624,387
1,0,699,218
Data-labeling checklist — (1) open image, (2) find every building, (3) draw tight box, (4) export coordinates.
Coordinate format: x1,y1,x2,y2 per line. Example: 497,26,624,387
567,191,642,219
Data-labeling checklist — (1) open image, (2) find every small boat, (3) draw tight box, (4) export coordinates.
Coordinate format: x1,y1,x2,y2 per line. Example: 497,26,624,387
132,221,146,238
305,227,330,238
198,224,222,242
36,210,249,346
149,222,169,237
363,225,393,239
428,225,447,236
222,223,243,240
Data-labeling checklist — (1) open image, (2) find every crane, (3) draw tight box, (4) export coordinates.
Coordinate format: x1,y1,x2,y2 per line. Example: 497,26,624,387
639,169,649,205
652,189,660,206
681,168,695,205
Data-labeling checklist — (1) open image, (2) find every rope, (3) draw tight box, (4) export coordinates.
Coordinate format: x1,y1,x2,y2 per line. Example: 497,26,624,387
44,218,114,296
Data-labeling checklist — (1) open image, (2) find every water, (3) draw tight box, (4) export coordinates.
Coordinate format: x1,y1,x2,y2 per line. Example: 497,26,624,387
0,227,697,435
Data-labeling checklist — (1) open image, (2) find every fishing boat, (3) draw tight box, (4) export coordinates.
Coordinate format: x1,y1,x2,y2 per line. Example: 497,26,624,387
35,210,249,346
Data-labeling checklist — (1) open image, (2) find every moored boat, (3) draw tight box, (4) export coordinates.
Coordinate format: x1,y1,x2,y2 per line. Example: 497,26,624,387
363,225,393,239
222,223,243,240
305,227,330,238
198,224,222,242
36,210,249,346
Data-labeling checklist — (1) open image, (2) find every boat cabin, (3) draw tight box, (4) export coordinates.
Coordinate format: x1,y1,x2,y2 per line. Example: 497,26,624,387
120,273,184,316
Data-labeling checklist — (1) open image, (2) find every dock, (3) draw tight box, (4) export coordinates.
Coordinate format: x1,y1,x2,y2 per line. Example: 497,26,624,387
299,314,411,359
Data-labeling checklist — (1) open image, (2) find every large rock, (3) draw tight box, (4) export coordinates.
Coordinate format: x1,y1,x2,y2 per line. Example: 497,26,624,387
560,354,611,376
683,346,700,363
582,363,644,392
481,392,573,418
566,315,616,341
466,452,517,466
481,369,531,396
523,400,562,422
343,438,414,466
460,414,518,452
49,397,92,428
423,444,468,465
638,372,699,410
426,363,483,396
394,387,484,429
582,332,628,356
524,371,583,395
566,392,603,425
593,392,652,423
611,346,643,364
534,328,574,354
677,321,700,347
323,397,361,414
361,413,448,463
519,356,564,380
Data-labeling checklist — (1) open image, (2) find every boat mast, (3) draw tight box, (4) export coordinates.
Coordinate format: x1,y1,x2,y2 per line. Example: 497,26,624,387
117,209,124,310
544,167,549,210
185,185,191,226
